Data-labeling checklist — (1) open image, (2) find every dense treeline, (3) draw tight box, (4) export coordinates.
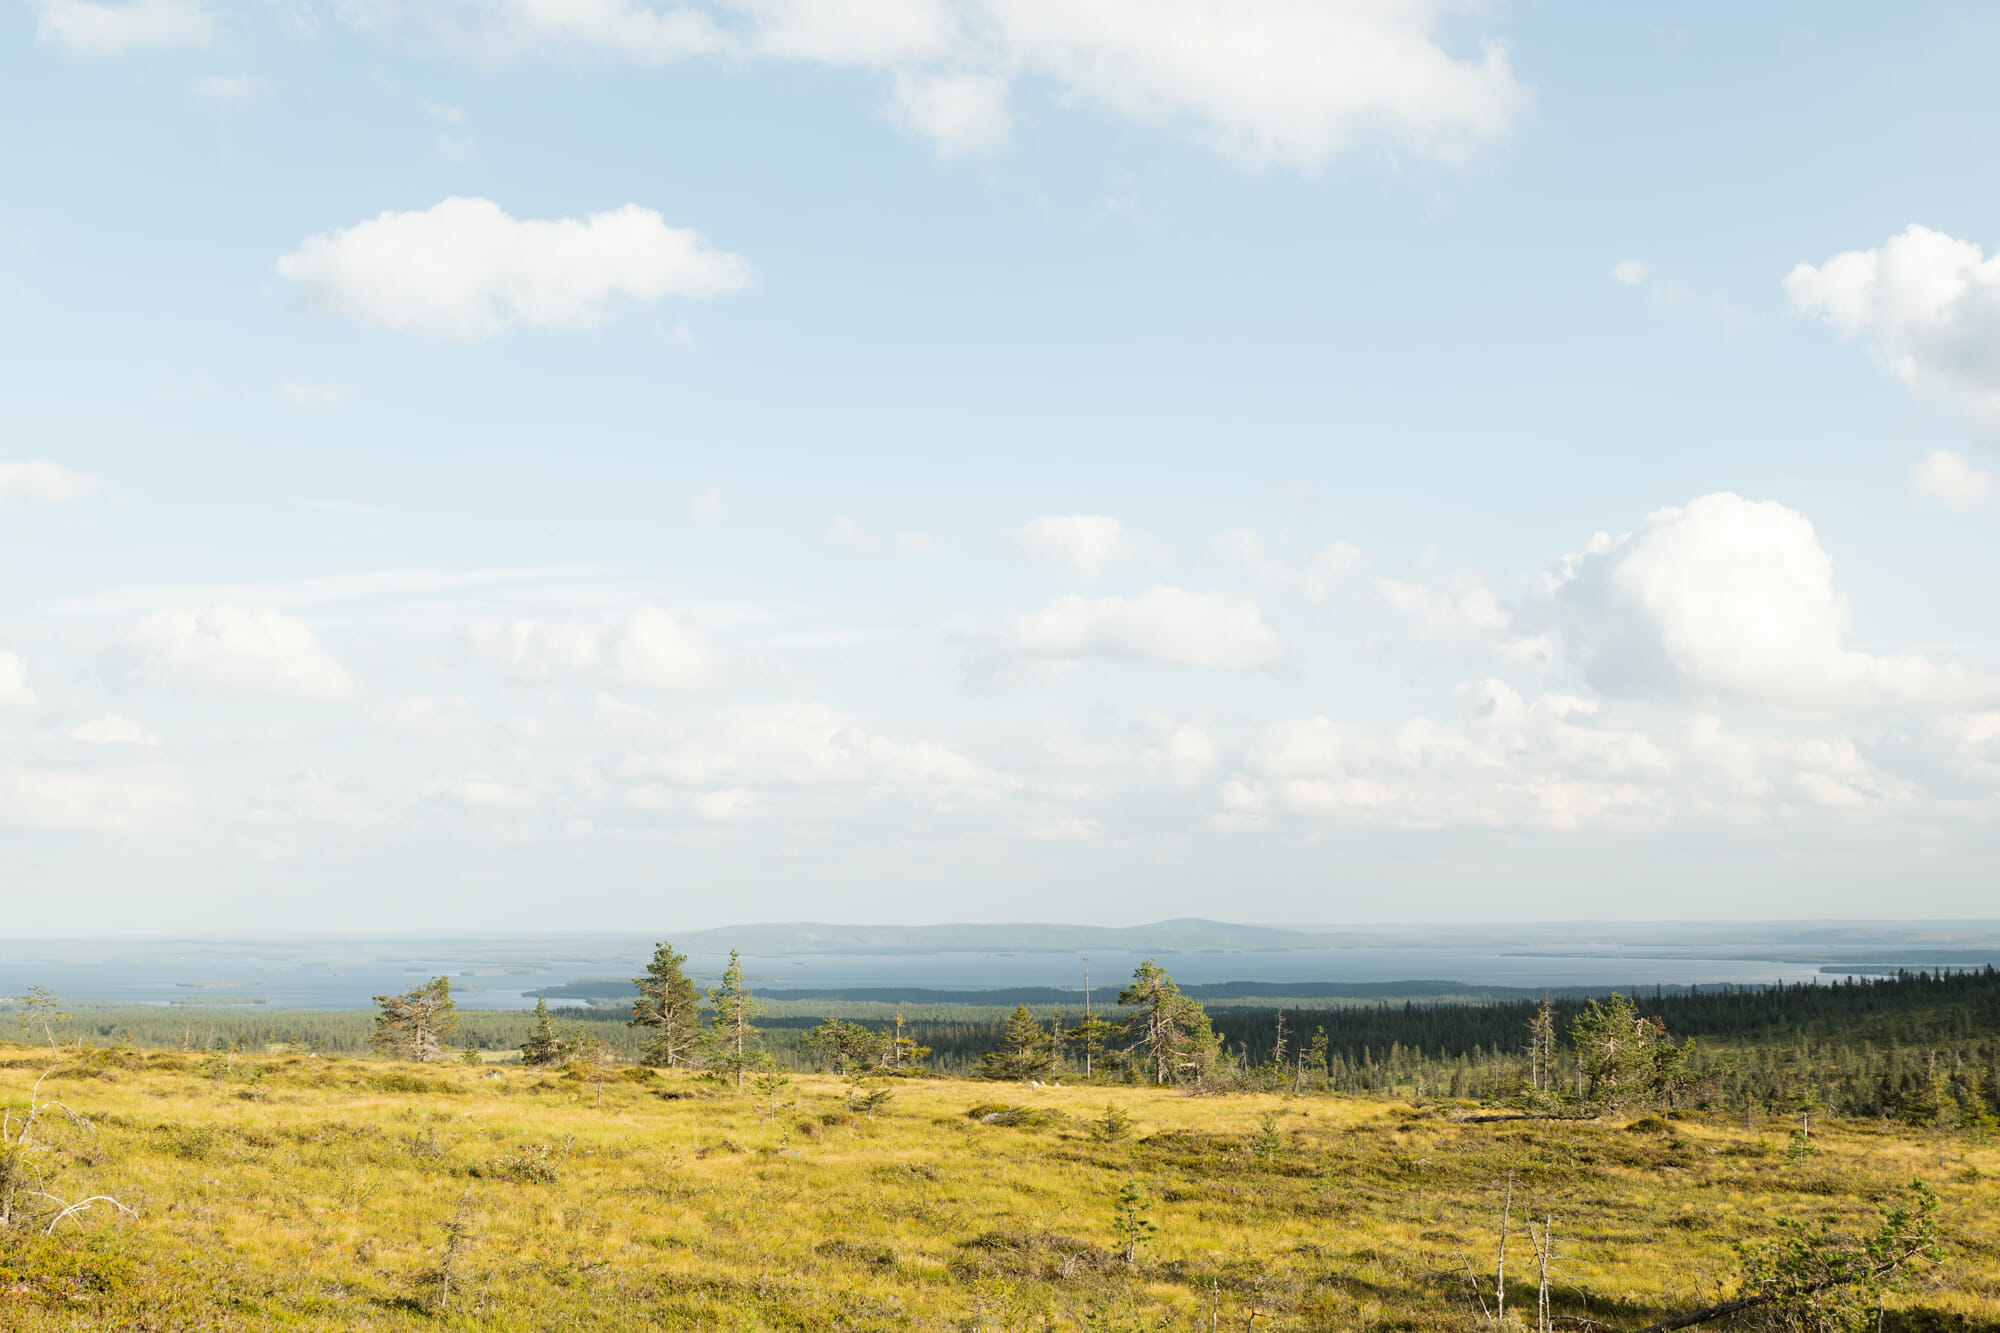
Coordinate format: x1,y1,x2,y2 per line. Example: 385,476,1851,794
28,965,2000,1119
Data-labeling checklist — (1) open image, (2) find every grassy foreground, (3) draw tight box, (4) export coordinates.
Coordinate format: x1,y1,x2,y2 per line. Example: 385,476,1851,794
3,1043,1997,1331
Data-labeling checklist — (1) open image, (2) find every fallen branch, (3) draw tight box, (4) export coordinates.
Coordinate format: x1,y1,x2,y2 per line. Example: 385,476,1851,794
43,1194,138,1235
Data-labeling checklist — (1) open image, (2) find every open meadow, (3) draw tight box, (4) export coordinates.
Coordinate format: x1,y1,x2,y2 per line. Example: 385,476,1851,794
3,1041,1997,1332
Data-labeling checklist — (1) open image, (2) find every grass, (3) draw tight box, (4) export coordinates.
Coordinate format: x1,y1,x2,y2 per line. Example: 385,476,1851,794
3,1041,1998,1331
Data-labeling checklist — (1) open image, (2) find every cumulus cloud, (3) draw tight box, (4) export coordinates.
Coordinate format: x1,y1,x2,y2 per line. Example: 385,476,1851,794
1009,514,1154,577
604,697,999,796
28,0,212,56
0,756,192,836
981,0,1525,168
376,697,475,738
421,772,538,808
1220,679,1920,834
190,74,264,105
122,605,358,700
1214,529,1360,602
831,515,934,555
0,651,38,713
1008,587,1282,669
1910,449,1993,510
0,461,96,502
1787,224,2000,431
466,606,731,691
279,379,355,408
687,484,726,518
277,197,750,341
889,69,1012,155
333,0,1525,170
1612,259,1648,286
335,0,728,63
1139,712,1219,790
1377,567,1553,670
71,714,162,746
1550,492,1999,713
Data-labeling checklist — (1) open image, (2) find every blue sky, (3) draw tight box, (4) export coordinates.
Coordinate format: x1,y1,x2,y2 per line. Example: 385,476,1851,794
3,0,1999,932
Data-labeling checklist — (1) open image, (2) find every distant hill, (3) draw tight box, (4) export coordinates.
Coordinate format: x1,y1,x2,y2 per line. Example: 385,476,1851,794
663,918,1330,954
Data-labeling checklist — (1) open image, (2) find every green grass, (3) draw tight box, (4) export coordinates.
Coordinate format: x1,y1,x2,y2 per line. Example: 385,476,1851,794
2,1041,1997,1331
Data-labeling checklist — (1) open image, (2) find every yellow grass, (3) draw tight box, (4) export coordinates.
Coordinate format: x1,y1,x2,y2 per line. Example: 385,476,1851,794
2,1043,1996,1330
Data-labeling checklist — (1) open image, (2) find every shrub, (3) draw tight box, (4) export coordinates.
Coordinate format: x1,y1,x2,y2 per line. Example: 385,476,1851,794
966,1103,1064,1129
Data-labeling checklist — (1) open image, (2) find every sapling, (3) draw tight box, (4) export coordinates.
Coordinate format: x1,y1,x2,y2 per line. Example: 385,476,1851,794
1111,1180,1156,1266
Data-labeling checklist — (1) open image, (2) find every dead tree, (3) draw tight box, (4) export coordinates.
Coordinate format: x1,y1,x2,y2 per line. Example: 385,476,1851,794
1,1060,136,1235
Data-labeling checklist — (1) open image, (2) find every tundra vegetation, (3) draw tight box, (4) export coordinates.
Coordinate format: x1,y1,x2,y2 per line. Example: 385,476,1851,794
0,956,1995,1330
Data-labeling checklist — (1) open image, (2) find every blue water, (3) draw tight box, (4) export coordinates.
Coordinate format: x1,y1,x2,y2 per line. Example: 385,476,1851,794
0,933,1941,1010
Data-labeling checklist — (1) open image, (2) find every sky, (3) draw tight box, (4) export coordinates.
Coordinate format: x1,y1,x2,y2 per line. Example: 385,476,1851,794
3,1,1999,933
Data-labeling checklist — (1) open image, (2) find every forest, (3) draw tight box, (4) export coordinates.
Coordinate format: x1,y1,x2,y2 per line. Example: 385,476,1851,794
41,960,2000,1125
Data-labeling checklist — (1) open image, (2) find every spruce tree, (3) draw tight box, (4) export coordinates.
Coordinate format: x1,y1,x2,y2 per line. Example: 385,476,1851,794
703,950,762,1090
630,940,703,1068
370,976,458,1063
975,1004,1055,1081
519,996,570,1067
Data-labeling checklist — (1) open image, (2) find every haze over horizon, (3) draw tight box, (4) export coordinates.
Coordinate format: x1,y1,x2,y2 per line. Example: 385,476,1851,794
5,3,2000,933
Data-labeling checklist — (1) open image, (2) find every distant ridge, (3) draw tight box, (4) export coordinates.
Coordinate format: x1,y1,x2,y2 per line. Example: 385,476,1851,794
665,918,1330,954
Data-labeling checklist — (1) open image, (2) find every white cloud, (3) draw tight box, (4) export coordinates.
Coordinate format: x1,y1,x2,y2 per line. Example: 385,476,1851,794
332,0,1525,170
279,378,355,408
1214,529,1360,602
1910,449,1993,511
690,787,763,821
1009,514,1153,577
1550,492,1999,713
123,605,358,700
0,651,38,713
605,697,998,795
1139,712,1218,789
889,70,1012,155
29,0,212,56
436,133,479,162
688,484,726,518
1222,679,1921,834
336,0,729,62
0,461,96,502
1612,259,1649,286
980,0,1526,169
71,714,162,746
0,758,192,836
376,697,475,737
1377,567,1553,669
244,771,388,834
830,514,876,552
191,74,264,105
422,772,539,808
276,197,751,341
1008,586,1282,669
60,565,603,617
831,514,933,555
465,605,731,691
1787,224,2000,431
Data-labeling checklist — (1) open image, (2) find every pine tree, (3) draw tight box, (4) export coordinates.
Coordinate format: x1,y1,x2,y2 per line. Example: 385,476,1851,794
1118,959,1219,1086
703,950,762,1090
519,997,571,1067
371,976,458,1063
975,1004,1055,1081
630,940,703,1068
